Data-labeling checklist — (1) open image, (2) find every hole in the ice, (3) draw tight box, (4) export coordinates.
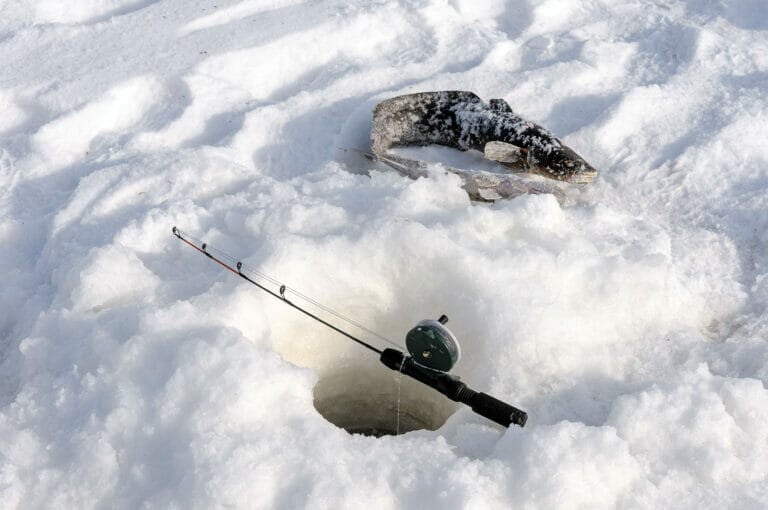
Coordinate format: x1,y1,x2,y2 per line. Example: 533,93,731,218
313,362,457,437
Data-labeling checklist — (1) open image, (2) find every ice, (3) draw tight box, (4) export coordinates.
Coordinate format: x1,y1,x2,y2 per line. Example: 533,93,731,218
1,0,767,508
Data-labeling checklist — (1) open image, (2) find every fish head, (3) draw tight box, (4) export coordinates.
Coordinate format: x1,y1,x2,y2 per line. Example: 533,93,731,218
533,146,598,184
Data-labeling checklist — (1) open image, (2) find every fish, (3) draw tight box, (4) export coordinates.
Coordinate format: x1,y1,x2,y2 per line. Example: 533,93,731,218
371,91,597,185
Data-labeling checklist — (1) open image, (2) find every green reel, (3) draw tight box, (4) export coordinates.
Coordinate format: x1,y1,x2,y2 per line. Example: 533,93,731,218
405,315,461,372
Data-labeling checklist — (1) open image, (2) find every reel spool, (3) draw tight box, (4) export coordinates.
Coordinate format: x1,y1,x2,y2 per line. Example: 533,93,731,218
405,314,461,372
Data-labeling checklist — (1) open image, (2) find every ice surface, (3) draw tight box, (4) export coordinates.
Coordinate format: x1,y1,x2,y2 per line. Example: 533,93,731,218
1,0,767,508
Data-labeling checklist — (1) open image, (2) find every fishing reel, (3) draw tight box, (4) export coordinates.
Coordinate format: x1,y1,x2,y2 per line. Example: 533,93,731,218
406,314,461,372
380,315,527,428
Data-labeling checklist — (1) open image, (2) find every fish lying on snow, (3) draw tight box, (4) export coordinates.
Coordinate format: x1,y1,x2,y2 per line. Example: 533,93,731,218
370,91,597,200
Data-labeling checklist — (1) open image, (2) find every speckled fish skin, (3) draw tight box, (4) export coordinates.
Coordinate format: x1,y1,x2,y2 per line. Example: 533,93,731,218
371,91,598,184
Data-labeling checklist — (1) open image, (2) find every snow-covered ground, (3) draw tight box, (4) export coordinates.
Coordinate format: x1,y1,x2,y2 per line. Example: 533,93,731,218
2,0,768,508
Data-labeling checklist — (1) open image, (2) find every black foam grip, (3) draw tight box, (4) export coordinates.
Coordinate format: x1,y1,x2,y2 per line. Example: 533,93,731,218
470,392,528,428
379,349,528,428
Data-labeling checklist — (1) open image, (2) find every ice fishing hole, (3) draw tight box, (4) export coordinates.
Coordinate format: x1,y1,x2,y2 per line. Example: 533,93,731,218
313,363,457,437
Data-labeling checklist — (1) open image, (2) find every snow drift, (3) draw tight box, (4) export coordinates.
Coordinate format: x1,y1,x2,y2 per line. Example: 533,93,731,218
1,0,767,508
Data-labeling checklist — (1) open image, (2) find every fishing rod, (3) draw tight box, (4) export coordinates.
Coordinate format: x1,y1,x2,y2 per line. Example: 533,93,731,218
172,227,527,428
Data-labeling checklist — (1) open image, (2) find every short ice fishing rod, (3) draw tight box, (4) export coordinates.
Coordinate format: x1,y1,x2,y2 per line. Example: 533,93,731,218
172,227,527,428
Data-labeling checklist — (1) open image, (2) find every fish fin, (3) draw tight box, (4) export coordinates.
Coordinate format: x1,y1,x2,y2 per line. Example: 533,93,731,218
489,98,513,114
484,141,525,164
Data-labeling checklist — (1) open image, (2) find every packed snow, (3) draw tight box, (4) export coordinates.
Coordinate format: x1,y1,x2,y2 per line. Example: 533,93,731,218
1,0,767,508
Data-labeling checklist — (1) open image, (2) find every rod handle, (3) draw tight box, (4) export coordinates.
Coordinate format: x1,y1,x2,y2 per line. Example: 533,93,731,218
463,391,527,428
379,348,527,428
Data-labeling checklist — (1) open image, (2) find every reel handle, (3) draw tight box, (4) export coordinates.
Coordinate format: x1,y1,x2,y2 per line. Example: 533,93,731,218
379,348,527,428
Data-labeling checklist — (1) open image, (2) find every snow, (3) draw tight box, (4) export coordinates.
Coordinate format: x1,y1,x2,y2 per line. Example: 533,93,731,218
1,0,767,508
